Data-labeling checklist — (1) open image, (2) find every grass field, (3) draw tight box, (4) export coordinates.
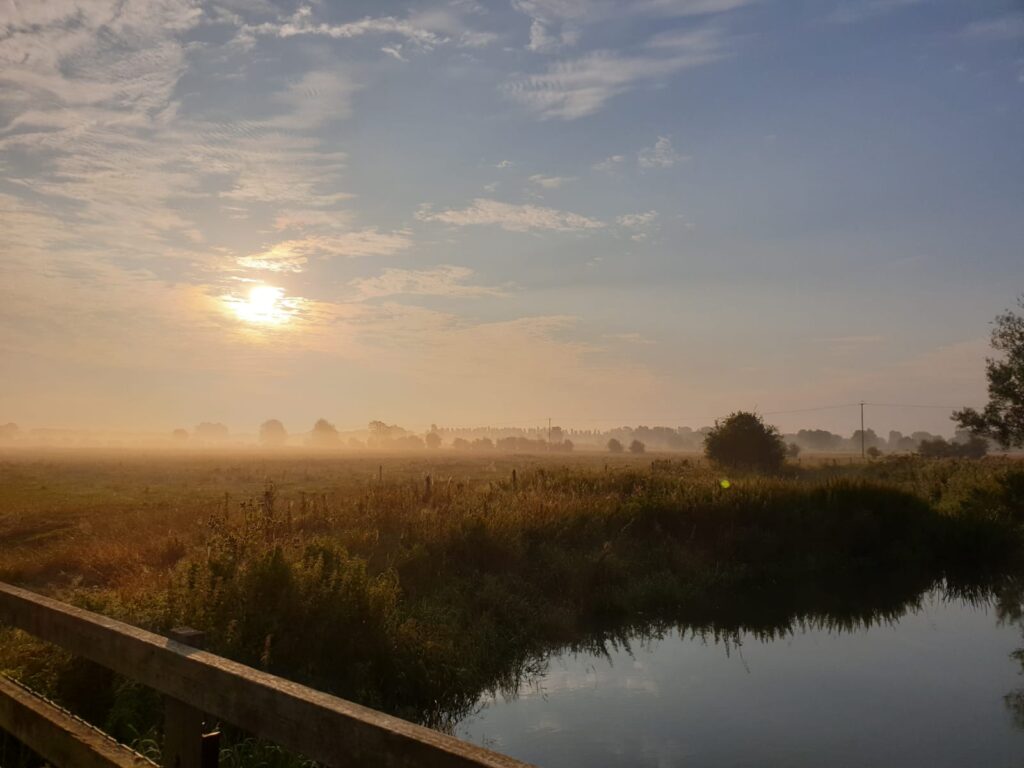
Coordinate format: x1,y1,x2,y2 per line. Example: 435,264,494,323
1,449,1023,763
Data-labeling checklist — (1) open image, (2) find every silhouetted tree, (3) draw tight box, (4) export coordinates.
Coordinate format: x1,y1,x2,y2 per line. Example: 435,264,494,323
918,438,953,458
851,428,883,451
794,429,843,452
452,437,470,450
866,446,882,460
259,419,287,447
786,443,801,459
309,418,340,447
171,428,188,442
959,436,989,459
919,436,988,459
425,432,442,449
607,438,624,453
629,439,645,454
0,423,21,441
955,295,1024,448
704,411,786,473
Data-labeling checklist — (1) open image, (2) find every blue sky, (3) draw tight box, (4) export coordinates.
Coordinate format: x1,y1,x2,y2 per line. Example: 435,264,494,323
1,0,1021,435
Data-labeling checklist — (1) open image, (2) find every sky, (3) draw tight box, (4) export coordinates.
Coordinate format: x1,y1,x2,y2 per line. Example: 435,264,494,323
1,0,1022,437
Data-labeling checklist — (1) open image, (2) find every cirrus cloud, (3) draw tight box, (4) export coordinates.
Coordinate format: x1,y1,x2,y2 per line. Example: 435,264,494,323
350,266,505,300
416,198,605,232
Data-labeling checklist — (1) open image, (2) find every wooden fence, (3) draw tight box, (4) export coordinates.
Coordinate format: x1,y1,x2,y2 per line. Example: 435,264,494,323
0,582,535,768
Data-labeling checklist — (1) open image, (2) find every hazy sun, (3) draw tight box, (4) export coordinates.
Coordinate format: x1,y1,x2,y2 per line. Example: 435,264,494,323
228,285,291,325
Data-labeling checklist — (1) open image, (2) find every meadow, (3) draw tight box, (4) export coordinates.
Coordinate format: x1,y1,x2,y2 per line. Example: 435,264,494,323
1,449,1023,763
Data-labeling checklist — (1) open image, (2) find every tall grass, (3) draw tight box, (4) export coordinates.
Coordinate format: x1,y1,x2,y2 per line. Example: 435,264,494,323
0,453,1022,760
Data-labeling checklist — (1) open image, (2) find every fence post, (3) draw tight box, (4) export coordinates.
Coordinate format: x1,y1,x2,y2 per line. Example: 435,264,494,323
164,628,218,768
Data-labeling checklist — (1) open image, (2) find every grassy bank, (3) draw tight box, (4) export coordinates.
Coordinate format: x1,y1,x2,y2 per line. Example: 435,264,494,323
1,452,1022,760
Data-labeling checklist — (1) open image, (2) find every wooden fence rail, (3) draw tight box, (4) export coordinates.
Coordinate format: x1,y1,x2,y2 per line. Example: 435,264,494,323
0,582,535,768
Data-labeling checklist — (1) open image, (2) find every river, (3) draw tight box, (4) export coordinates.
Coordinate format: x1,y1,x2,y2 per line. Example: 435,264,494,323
456,588,1024,767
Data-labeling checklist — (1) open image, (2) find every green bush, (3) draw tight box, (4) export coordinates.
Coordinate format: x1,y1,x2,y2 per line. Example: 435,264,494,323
704,411,787,473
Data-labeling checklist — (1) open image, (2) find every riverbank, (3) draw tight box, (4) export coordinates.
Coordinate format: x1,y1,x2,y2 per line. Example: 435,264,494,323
1,453,1022,761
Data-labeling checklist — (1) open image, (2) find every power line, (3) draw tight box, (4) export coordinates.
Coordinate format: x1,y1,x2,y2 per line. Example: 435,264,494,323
863,402,963,409
760,403,862,416
427,401,975,431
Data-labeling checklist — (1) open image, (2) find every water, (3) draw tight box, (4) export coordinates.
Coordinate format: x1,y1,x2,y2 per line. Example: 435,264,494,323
456,591,1024,767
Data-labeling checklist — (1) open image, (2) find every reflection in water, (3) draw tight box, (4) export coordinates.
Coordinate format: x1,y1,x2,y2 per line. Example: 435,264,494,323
996,579,1024,730
453,578,1024,768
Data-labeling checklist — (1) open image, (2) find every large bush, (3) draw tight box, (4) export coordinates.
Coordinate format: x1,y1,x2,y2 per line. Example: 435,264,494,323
704,411,786,473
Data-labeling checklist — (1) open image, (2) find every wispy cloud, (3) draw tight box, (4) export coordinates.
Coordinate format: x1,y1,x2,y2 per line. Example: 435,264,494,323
381,46,408,62
638,136,688,168
529,174,575,188
416,198,605,231
617,211,659,228
513,0,754,53
505,27,730,119
268,70,360,129
962,13,1024,41
512,1,756,28
245,6,445,47
617,210,659,241
240,231,414,272
593,154,626,171
527,18,581,52
243,4,497,52
350,266,504,300
828,0,925,25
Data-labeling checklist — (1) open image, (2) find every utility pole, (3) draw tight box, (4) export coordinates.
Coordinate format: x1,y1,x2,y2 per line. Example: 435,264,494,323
860,401,865,460
547,417,552,446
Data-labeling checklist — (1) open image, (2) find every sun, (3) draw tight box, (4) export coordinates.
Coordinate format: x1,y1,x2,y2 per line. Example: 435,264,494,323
228,285,291,326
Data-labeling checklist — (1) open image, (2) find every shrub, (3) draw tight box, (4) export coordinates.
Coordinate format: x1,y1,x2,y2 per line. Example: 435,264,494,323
629,440,645,454
704,411,786,473
607,438,624,453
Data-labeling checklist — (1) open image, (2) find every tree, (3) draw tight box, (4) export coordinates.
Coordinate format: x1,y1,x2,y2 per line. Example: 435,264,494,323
425,432,442,449
704,411,786,473
309,418,340,447
955,295,1024,448
795,429,843,452
918,436,988,460
170,428,188,442
959,436,990,459
786,442,801,459
259,419,287,447
629,439,645,454
866,446,882,460
0,423,19,441
607,438,624,453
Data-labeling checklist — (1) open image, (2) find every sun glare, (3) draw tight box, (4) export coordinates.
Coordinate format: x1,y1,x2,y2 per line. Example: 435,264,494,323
228,285,292,326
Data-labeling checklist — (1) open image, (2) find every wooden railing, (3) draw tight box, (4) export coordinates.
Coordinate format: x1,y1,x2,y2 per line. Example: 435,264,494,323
0,582,534,768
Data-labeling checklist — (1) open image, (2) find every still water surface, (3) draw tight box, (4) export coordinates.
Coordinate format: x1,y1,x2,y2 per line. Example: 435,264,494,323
456,591,1024,767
